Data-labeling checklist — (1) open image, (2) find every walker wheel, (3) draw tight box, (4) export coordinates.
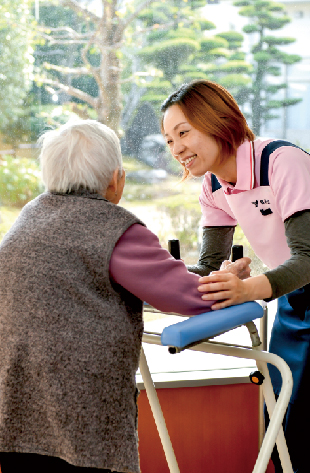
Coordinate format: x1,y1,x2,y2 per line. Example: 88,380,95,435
249,370,265,385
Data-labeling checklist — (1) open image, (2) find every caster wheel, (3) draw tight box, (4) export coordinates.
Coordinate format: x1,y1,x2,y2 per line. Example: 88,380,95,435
249,370,265,385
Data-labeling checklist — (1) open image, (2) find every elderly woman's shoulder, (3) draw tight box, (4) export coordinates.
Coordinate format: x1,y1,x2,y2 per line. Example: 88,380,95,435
24,191,145,227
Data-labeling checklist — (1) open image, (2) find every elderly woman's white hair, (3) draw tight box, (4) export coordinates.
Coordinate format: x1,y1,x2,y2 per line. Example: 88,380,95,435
39,119,123,193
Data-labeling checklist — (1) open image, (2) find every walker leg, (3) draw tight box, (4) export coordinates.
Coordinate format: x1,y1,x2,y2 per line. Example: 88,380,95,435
139,347,180,473
256,359,293,473
258,304,268,448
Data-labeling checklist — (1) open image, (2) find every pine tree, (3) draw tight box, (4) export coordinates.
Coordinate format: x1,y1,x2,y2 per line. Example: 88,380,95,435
135,0,252,108
234,0,302,135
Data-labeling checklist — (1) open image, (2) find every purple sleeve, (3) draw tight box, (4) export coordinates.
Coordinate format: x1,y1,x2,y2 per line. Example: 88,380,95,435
109,224,214,316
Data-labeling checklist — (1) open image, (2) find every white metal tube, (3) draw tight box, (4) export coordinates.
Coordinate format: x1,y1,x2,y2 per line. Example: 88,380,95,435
139,347,180,473
142,334,293,473
259,302,268,448
256,358,293,473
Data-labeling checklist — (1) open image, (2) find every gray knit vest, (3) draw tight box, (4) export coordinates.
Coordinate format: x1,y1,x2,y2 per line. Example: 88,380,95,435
0,192,144,473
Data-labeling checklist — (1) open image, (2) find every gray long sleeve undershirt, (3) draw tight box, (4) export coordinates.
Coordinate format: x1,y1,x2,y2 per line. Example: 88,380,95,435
187,211,310,301
187,226,235,276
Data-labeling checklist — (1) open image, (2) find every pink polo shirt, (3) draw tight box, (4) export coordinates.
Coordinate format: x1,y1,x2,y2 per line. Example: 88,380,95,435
199,138,310,269
200,138,310,225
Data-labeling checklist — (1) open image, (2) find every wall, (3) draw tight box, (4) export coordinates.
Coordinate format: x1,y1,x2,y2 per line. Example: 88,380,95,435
138,383,275,473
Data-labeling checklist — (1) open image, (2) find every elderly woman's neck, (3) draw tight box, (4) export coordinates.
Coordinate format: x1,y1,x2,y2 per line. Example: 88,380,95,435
52,186,100,196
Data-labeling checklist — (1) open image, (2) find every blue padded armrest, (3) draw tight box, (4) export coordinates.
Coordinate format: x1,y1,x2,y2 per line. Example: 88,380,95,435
161,301,263,349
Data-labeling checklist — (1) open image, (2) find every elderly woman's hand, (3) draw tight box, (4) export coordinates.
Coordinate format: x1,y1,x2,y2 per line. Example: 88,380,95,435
219,256,251,280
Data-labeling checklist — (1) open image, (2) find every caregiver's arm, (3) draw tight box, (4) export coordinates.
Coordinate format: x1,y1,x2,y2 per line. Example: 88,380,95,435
198,211,310,309
109,224,215,315
198,270,272,310
264,210,310,299
186,226,235,276
187,226,251,280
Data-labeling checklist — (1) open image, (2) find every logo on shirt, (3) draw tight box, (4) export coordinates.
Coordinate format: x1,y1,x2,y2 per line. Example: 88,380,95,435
251,199,273,216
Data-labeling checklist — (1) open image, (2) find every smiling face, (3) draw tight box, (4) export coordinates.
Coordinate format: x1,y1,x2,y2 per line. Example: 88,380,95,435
162,105,221,178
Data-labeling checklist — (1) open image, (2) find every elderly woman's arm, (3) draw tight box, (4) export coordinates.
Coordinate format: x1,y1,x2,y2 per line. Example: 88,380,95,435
109,224,214,315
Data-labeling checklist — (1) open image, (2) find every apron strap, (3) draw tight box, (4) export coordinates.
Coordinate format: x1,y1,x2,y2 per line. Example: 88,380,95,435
260,140,309,186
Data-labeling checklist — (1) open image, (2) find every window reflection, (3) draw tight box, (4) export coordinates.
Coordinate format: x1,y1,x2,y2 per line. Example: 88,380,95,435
0,0,309,270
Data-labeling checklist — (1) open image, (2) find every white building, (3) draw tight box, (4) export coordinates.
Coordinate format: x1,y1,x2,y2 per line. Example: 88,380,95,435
203,0,310,149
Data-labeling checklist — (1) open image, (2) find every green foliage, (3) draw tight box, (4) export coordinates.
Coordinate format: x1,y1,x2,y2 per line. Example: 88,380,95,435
266,65,281,76
139,38,200,82
219,74,252,88
133,0,252,114
281,98,303,107
207,48,231,59
234,0,251,5
230,51,246,60
167,28,197,40
243,24,261,33
200,37,229,52
263,16,290,30
183,71,209,81
253,51,272,62
199,19,217,31
265,99,283,108
265,83,286,93
0,0,34,130
0,93,51,148
0,206,21,242
157,194,202,253
234,0,302,134
216,31,244,49
262,35,295,45
219,60,253,73
0,156,43,207
281,53,302,65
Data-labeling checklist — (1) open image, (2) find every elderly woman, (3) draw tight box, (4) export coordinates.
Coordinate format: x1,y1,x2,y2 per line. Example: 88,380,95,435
0,120,213,473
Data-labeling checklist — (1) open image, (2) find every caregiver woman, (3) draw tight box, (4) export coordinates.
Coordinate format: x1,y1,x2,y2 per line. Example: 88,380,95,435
161,79,310,473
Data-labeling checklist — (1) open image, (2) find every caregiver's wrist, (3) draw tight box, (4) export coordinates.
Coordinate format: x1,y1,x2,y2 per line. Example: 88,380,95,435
243,274,273,301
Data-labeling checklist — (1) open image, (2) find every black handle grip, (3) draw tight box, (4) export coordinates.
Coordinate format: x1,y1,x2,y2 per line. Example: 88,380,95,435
231,245,243,262
168,239,181,260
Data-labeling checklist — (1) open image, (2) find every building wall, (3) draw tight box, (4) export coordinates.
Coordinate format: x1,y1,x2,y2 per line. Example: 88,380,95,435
138,383,275,473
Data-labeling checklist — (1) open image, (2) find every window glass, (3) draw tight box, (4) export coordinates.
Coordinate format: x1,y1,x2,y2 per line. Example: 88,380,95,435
0,0,308,379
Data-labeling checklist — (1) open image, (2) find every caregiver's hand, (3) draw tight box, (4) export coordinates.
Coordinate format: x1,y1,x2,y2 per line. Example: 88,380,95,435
198,270,250,310
220,256,251,280
198,271,273,310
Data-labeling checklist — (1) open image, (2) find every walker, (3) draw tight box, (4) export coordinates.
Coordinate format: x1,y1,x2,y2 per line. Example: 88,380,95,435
140,301,293,473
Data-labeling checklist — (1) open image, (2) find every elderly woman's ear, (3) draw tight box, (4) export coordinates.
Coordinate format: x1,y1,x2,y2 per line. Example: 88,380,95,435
104,168,126,204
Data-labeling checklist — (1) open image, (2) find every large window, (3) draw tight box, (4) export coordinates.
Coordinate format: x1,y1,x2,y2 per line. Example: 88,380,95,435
0,0,308,381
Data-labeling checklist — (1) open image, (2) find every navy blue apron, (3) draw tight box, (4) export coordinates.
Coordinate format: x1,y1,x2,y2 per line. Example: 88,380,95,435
260,142,310,404
268,285,310,403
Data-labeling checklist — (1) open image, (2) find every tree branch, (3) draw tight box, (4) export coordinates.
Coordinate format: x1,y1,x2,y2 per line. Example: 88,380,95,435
43,62,96,76
69,103,93,120
36,25,123,50
116,0,156,39
80,18,106,91
58,0,100,24
39,77,98,109
38,26,90,38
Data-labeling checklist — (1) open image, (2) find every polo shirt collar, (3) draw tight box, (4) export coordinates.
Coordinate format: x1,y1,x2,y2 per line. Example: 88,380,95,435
216,140,254,193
